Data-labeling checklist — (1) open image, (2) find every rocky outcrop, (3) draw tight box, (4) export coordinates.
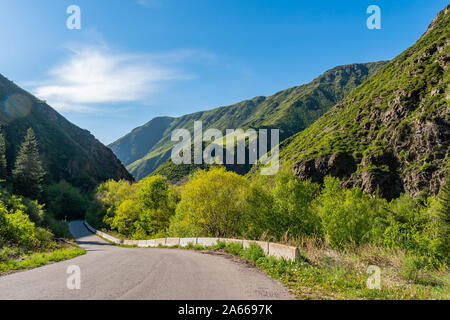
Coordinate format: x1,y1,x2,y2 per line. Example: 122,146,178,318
285,5,450,199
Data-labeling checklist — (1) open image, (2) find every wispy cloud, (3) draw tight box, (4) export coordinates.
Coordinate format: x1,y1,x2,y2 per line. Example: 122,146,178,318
31,44,195,112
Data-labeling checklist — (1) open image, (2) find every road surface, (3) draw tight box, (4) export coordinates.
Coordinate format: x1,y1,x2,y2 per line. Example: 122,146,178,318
0,220,295,300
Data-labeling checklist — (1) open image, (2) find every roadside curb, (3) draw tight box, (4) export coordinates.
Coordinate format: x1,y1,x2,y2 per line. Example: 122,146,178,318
84,221,300,261
84,221,123,245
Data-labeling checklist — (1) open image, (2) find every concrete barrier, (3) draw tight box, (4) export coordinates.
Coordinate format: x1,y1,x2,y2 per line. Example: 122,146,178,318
84,221,300,260
84,221,123,245
222,238,243,246
154,238,166,246
138,240,148,247
268,243,300,261
197,237,218,246
166,238,180,246
243,240,270,256
123,240,138,246
180,238,198,247
85,222,96,234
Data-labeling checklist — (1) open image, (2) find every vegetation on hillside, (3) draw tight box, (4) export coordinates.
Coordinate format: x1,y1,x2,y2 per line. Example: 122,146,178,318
275,5,449,199
89,166,449,299
0,74,133,190
109,62,386,180
0,130,87,273
0,186,85,273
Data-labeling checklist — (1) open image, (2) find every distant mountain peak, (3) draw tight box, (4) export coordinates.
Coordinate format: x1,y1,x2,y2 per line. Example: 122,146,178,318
110,61,387,180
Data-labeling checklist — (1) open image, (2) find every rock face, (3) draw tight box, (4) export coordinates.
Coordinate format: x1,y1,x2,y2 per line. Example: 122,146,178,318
284,5,450,199
294,153,357,184
0,74,134,189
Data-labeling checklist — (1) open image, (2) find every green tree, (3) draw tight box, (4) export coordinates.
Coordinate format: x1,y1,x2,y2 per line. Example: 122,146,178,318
316,176,385,248
169,167,248,238
0,130,7,181
12,128,46,199
243,168,321,240
46,181,88,221
105,175,177,239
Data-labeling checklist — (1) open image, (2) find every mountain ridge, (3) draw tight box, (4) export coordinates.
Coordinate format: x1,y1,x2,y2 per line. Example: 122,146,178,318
275,4,449,199
110,61,387,179
0,74,134,189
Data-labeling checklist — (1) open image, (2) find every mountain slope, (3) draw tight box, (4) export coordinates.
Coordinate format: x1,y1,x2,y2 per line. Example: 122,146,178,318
0,74,133,189
110,61,387,180
277,5,450,199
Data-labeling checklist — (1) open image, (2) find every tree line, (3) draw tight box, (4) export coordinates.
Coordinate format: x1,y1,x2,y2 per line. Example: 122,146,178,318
88,166,449,267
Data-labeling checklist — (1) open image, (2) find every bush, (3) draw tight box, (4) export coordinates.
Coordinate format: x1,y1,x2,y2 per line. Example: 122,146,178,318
169,167,247,238
316,176,386,248
96,176,177,239
45,181,88,221
0,189,45,224
383,195,442,265
225,242,244,256
0,202,40,249
241,243,266,263
95,179,136,227
244,168,321,240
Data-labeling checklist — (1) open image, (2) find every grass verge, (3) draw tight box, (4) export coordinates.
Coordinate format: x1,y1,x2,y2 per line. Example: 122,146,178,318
81,225,450,300
149,241,450,300
0,245,86,275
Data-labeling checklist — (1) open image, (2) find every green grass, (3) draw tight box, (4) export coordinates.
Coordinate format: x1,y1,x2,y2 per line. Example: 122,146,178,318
0,245,86,274
85,230,450,300
256,257,450,300
145,240,450,300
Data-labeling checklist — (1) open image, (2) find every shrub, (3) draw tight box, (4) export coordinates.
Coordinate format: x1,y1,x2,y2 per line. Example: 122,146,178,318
169,167,248,237
0,189,45,224
98,176,177,239
271,169,321,237
316,176,385,248
0,247,23,263
244,169,321,240
225,242,244,256
45,181,88,221
435,176,449,263
96,179,136,227
241,243,266,263
383,195,443,265
0,202,39,249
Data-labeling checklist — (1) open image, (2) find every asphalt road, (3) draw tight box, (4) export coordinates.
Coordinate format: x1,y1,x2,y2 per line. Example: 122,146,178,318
0,220,295,300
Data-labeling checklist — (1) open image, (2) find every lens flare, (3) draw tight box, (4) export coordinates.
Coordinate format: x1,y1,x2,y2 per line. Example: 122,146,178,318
3,93,32,121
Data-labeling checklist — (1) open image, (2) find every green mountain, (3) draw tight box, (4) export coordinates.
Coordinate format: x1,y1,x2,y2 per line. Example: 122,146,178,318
0,74,133,189
110,61,387,180
276,5,449,199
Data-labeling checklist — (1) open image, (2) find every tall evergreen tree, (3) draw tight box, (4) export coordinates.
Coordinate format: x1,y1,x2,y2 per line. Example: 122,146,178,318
12,128,46,199
0,129,7,181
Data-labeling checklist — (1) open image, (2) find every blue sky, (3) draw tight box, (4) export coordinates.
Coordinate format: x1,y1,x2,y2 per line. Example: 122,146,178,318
0,0,447,144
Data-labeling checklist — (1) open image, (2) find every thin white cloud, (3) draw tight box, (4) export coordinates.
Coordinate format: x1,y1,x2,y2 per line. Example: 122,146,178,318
31,45,193,112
